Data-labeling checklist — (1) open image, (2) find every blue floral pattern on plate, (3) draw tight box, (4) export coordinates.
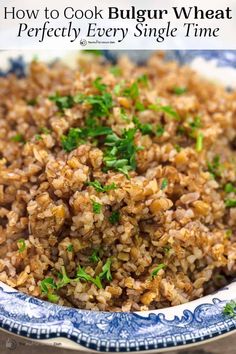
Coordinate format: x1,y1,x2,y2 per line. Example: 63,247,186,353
0,51,236,352
0,282,236,352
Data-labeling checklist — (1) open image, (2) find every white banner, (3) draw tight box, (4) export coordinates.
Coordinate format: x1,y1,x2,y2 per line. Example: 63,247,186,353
0,0,235,49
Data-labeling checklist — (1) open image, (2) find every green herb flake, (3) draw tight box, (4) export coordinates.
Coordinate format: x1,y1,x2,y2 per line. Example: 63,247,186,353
156,124,165,137
61,128,84,152
40,277,57,294
47,293,59,303
17,239,26,253
150,264,166,279
215,274,225,281
161,178,168,190
223,300,236,317
133,116,153,135
83,50,103,56
67,244,74,252
89,249,101,263
109,210,120,225
40,127,51,135
160,105,180,120
137,74,149,86
27,98,38,106
61,125,112,152
163,246,171,254
11,134,25,143
104,128,139,177
196,132,204,152
225,229,233,239
177,126,186,135
148,104,179,120
99,258,112,282
189,116,201,129
56,266,71,289
135,101,146,112
225,183,236,193
87,180,117,193
110,66,122,77
92,200,102,214
173,86,187,95
120,108,130,122
49,93,74,111
76,92,113,118
207,155,221,178
123,82,139,100
225,199,236,208
114,83,122,96
35,134,43,141
76,266,103,289
93,77,107,92
174,144,181,152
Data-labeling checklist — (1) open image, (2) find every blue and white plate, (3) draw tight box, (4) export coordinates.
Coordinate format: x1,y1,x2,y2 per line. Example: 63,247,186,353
0,50,236,352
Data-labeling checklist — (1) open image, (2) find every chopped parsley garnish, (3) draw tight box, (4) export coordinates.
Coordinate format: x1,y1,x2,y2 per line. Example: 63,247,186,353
137,74,149,86
109,66,121,77
114,83,122,96
76,266,102,289
91,200,102,214
49,93,74,111
35,134,42,141
161,178,168,190
89,249,101,263
160,105,180,120
75,92,113,118
173,86,187,95
225,229,233,238
40,258,113,297
174,144,181,152
224,183,236,193
123,82,139,100
83,50,103,56
40,277,57,294
120,108,130,122
27,98,38,106
61,126,112,152
133,116,153,135
67,244,74,252
17,239,26,253
196,132,204,152
40,278,59,303
40,127,51,134
109,210,120,225
87,180,117,193
189,116,202,138
104,128,141,177
93,77,107,92
11,134,25,143
223,300,236,317
50,89,113,118
61,128,83,152
35,127,51,141
56,266,71,289
99,258,112,281
156,124,165,137
47,293,60,303
148,104,179,120
163,246,171,254
207,155,221,178
189,116,201,129
177,126,186,135
135,101,146,112
150,264,166,279
225,199,236,208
